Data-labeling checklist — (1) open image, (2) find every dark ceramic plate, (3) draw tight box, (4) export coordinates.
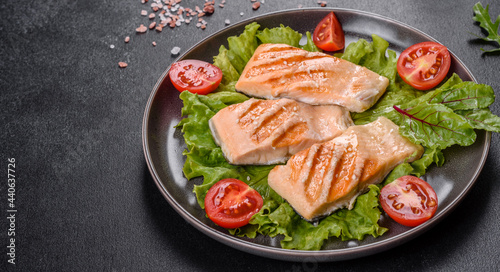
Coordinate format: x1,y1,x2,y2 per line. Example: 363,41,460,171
142,8,490,262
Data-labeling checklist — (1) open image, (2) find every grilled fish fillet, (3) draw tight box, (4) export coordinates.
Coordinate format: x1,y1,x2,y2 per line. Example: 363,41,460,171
209,98,354,165
268,117,424,221
234,43,389,113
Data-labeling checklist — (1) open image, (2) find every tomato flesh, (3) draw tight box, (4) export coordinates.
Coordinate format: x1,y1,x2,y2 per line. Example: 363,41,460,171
397,42,451,91
204,178,263,229
313,12,345,51
169,59,222,95
380,175,438,227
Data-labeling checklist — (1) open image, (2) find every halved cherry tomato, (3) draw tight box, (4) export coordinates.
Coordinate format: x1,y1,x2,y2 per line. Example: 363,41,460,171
313,12,345,51
397,41,451,91
204,178,263,229
169,59,223,95
380,175,438,227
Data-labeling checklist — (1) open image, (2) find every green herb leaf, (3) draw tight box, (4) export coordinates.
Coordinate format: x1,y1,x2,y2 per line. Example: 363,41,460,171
472,2,500,52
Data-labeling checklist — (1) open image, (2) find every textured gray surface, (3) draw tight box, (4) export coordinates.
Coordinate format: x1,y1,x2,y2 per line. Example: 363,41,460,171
1,0,499,271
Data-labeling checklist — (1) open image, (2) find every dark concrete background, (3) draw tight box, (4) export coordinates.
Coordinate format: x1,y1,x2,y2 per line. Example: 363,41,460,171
1,0,499,271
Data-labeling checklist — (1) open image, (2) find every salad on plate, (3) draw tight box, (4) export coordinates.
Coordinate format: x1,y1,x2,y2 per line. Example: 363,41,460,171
169,12,500,251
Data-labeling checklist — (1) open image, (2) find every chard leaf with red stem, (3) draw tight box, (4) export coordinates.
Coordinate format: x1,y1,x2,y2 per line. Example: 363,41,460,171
393,103,476,149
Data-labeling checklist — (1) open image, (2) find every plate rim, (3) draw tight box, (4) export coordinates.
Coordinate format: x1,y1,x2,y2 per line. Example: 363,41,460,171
142,7,491,262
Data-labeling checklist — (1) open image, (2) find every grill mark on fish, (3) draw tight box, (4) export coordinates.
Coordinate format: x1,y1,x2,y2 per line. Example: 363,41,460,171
242,99,297,144
245,56,329,78
237,99,266,129
271,122,308,148
251,107,287,144
328,139,359,203
305,144,331,202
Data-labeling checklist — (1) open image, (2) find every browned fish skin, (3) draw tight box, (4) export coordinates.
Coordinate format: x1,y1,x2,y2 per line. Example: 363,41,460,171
268,117,424,221
234,44,389,113
209,98,354,165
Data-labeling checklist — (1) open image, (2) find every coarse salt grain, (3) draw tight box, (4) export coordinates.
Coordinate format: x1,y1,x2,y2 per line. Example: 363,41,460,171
171,46,181,55
124,36,130,43
224,19,230,25
136,24,147,33
110,44,115,49
152,41,157,46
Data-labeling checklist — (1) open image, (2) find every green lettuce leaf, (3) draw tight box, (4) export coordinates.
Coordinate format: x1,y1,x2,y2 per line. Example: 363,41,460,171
256,24,303,47
382,147,445,186
280,186,387,250
226,22,261,73
213,46,240,93
232,186,387,250
300,31,321,52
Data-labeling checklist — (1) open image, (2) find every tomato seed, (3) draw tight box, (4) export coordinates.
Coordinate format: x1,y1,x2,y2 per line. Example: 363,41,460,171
411,206,421,214
393,202,404,210
387,194,397,200
428,199,437,207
